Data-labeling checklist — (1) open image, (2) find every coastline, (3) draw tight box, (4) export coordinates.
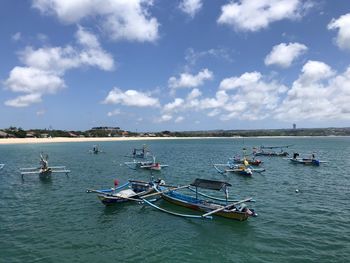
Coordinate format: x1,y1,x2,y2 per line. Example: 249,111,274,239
0,136,226,145
0,135,347,145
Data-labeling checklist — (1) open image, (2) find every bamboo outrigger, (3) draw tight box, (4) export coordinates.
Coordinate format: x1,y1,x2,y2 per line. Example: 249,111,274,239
288,152,326,166
20,153,70,179
142,178,257,221
124,156,168,171
87,179,165,205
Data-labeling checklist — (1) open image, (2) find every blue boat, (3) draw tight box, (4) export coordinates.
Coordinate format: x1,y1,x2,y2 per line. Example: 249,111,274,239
87,179,164,205
144,178,257,221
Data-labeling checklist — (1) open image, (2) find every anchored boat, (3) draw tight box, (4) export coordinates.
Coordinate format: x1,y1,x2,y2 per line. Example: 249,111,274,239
20,153,70,179
143,178,257,221
87,179,165,205
124,156,168,171
289,153,325,166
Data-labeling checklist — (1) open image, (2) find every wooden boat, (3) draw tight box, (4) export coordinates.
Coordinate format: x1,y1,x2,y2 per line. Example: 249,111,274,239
87,179,164,205
231,157,263,166
288,153,324,166
124,156,168,171
20,153,70,179
254,150,289,156
143,178,257,221
253,145,291,157
88,145,103,154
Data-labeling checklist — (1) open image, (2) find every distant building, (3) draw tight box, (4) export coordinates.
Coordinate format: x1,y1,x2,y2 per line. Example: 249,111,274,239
293,123,296,129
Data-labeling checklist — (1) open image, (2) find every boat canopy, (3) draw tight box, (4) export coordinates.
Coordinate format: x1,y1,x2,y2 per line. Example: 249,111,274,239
190,178,232,191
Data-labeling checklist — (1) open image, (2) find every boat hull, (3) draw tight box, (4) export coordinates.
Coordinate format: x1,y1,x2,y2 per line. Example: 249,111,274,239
98,181,156,206
290,158,320,166
161,191,250,221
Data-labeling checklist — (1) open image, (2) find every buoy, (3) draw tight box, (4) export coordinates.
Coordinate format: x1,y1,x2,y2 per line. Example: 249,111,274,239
295,189,299,193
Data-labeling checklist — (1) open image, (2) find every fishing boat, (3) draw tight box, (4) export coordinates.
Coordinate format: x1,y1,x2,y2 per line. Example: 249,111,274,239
253,145,290,156
87,179,165,205
0,164,4,170
88,145,103,154
124,156,168,171
142,178,257,221
20,153,70,179
288,153,324,166
231,156,263,166
126,145,149,159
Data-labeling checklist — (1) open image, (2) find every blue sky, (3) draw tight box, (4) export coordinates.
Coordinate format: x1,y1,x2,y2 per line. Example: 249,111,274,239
1,0,350,132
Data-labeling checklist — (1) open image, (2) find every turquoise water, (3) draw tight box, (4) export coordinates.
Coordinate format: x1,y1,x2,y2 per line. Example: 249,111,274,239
0,137,349,262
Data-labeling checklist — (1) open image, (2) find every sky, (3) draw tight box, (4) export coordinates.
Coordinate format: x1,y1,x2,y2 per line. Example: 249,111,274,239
1,0,350,132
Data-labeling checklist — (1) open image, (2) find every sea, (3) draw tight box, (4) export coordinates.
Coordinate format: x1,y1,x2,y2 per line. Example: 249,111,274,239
0,137,349,263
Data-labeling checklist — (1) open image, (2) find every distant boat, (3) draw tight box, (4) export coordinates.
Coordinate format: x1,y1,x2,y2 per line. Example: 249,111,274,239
288,153,325,166
0,164,4,170
231,156,263,166
213,159,265,176
124,156,168,171
20,153,70,179
253,145,291,157
127,145,149,159
88,145,103,154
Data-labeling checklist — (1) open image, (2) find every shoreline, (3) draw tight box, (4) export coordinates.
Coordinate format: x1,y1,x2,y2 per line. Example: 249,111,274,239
0,135,348,145
0,136,228,145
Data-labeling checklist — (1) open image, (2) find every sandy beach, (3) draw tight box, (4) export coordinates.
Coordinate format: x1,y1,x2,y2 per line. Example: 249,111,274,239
0,136,224,145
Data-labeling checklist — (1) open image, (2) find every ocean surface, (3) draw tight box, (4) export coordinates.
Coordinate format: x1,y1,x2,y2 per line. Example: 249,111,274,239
0,137,349,263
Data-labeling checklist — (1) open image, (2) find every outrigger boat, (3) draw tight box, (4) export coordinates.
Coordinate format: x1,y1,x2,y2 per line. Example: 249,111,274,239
142,178,257,221
125,145,149,159
20,153,70,179
253,145,290,157
213,159,265,176
87,178,165,205
88,145,103,154
288,153,325,166
124,156,168,171
231,156,263,166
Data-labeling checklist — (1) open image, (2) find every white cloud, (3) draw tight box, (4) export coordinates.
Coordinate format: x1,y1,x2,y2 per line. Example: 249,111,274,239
199,90,229,109
5,67,66,94
217,0,309,32
213,71,287,120
12,32,21,41
328,13,350,50
265,42,308,68
4,27,114,107
298,60,334,84
5,93,42,107
163,98,184,112
107,109,121,117
175,116,184,123
207,109,220,117
103,88,160,107
179,0,202,18
187,88,202,100
219,72,262,90
275,60,350,120
156,114,173,123
168,68,213,89
185,48,232,66
19,28,114,73
32,0,159,42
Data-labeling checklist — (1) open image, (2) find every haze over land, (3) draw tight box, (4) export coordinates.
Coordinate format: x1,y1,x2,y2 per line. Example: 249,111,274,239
1,1,350,131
